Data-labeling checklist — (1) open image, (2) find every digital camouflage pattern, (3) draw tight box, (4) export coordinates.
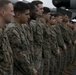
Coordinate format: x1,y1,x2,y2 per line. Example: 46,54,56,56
58,24,75,75
30,18,43,75
59,24,74,64
48,25,63,75
44,25,57,75
50,24,68,74
5,22,34,75
73,30,76,60
40,21,51,75
0,28,13,75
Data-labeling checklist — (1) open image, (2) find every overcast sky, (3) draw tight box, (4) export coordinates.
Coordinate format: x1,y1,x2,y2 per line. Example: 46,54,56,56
19,0,56,8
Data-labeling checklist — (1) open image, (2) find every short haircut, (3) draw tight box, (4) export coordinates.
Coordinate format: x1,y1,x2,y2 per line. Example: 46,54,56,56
27,3,37,20
31,1,43,6
27,3,35,11
43,7,51,14
14,1,30,14
0,0,11,9
55,12,64,17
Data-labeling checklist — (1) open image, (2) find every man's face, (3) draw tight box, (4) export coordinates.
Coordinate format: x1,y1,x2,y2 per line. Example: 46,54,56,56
35,4,43,16
63,15,69,22
44,12,51,21
50,16,57,25
19,10,30,24
56,16,63,23
3,3,15,23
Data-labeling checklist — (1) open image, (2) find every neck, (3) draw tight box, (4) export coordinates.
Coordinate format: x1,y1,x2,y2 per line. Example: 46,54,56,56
40,17,46,24
14,18,21,25
0,17,5,28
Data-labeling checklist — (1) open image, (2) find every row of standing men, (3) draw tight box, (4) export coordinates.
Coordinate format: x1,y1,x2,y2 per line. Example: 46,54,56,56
0,0,76,75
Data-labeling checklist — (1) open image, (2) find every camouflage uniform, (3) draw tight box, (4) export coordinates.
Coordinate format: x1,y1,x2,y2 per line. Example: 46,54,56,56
62,30,76,75
59,24,74,64
58,24,75,75
73,30,76,61
30,18,43,75
48,25,60,75
50,24,68,74
0,28,13,75
6,22,34,75
21,24,34,62
67,26,75,62
40,22,51,75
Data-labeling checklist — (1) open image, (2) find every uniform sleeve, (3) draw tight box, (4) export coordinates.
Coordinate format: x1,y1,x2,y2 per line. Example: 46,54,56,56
0,32,13,75
6,28,33,75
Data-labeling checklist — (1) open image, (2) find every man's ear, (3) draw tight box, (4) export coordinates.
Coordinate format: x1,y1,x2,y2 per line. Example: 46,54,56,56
0,9,6,17
15,12,20,18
